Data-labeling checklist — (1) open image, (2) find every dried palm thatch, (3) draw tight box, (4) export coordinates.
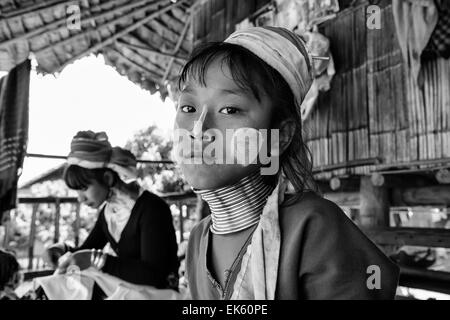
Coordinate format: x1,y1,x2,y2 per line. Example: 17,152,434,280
0,0,197,99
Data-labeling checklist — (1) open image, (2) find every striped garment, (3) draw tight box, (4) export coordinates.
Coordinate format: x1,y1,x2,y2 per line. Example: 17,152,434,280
67,130,138,182
194,171,275,235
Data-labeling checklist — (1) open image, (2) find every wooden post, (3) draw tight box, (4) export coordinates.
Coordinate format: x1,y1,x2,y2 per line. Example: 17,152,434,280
179,201,184,243
359,176,390,228
28,204,39,270
54,199,61,243
74,203,81,247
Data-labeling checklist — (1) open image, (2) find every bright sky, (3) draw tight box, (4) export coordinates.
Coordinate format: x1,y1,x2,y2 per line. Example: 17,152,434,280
19,54,176,186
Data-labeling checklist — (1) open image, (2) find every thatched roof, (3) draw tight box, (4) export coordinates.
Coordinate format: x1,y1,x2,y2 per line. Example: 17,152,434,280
0,0,271,100
19,163,65,189
0,0,196,100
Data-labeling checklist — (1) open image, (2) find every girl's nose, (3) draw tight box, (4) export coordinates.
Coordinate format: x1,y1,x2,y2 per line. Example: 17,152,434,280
192,105,208,138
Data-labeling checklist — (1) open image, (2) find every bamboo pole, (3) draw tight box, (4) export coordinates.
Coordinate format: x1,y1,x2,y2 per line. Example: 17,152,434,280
178,201,184,243
25,152,174,164
374,157,450,170
54,198,61,243
74,202,80,247
54,0,189,73
28,204,39,270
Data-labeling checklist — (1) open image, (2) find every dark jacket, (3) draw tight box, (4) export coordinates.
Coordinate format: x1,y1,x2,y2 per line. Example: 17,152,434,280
75,190,179,289
186,192,400,299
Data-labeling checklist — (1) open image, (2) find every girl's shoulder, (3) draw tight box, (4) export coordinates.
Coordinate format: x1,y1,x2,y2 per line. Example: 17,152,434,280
279,191,359,239
281,191,346,222
136,190,170,211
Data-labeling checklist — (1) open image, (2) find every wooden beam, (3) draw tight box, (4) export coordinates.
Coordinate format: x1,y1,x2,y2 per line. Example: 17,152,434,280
19,197,78,204
317,176,361,192
54,0,190,73
312,158,380,174
393,185,450,206
74,202,81,247
359,176,390,228
178,201,184,242
54,198,61,243
323,191,360,207
363,227,450,248
116,40,188,60
375,164,450,175
399,266,450,295
162,12,192,83
25,152,174,164
28,204,38,270
374,157,450,171
106,46,165,81
370,173,435,188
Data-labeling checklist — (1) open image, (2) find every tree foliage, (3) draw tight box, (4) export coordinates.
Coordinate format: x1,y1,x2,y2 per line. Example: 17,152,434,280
125,125,186,193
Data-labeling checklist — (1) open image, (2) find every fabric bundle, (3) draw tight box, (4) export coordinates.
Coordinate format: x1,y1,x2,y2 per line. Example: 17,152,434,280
392,0,438,84
225,26,314,118
428,0,450,58
33,267,181,300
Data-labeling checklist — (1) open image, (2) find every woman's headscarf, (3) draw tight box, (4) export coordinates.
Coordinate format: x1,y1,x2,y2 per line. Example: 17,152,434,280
67,131,137,182
224,26,314,115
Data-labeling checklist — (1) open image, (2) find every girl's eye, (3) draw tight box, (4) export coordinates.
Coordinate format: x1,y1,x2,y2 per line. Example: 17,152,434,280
219,106,239,114
180,105,196,113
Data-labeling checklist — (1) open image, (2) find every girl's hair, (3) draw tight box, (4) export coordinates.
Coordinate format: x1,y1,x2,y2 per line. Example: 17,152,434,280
0,250,19,290
63,165,119,190
178,42,318,196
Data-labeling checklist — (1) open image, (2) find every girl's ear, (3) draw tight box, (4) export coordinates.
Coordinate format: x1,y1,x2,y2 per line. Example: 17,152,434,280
103,170,116,188
279,119,296,154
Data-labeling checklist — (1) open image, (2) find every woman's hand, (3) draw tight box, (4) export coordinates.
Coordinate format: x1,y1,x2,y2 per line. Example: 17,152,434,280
55,249,106,274
42,243,67,268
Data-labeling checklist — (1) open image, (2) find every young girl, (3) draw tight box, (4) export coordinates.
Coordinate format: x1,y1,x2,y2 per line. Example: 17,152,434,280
175,27,400,299
43,131,179,291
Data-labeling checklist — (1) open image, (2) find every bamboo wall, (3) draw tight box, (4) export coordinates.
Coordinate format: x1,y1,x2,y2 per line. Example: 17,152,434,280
304,2,450,179
192,0,270,46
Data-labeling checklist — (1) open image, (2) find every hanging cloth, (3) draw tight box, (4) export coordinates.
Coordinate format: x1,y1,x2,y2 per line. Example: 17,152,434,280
0,59,31,219
428,0,450,58
392,0,438,84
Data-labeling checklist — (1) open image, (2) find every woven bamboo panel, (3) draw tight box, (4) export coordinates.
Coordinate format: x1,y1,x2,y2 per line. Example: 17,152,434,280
304,2,450,178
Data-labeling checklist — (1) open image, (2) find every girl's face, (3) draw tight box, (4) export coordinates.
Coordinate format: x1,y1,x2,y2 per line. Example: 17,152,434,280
175,59,273,190
76,179,109,208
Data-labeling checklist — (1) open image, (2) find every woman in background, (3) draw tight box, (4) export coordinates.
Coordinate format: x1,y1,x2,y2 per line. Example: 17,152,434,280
0,249,20,300
43,131,179,291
